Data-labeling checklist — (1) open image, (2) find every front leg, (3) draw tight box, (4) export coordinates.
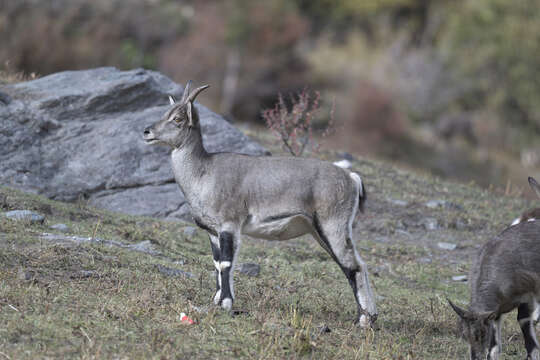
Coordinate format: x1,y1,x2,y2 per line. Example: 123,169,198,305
209,235,221,305
488,317,502,359
217,231,239,311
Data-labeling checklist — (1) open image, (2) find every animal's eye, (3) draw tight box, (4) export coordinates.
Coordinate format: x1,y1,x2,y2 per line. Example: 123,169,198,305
168,115,181,123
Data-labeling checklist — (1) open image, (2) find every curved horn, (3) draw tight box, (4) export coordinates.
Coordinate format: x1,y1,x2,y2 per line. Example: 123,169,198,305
447,298,469,320
181,80,193,104
187,84,210,103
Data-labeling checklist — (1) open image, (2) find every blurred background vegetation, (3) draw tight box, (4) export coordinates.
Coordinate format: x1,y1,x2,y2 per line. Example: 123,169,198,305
1,0,539,194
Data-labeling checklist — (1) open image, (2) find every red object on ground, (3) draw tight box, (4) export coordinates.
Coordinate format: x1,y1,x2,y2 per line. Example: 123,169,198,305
180,312,195,325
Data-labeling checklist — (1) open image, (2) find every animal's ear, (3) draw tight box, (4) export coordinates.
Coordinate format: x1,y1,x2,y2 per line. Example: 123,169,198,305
168,95,176,105
448,298,470,320
479,311,497,323
186,101,194,127
529,177,540,199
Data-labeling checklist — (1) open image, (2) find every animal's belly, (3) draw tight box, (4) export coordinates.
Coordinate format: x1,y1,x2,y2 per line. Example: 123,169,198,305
242,214,313,240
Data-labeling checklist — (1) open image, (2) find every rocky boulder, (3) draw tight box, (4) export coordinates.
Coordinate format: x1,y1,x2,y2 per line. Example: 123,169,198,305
0,67,267,220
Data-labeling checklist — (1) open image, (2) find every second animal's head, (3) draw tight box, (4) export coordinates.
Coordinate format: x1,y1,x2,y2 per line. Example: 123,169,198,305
143,81,209,148
448,300,498,360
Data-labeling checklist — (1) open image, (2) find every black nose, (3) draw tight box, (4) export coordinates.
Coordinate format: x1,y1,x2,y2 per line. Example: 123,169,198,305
144,127,151,135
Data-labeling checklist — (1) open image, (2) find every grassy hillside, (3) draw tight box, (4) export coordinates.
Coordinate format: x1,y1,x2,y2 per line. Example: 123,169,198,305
0,152,535,359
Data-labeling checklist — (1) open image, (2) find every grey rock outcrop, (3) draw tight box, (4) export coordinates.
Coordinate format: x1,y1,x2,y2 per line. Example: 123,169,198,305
0,67,267,220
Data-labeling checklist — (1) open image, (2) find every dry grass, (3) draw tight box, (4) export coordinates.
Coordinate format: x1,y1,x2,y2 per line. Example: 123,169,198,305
0,150,535,359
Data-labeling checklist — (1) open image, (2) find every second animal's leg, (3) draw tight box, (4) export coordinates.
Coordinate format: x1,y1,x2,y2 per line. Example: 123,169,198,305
518,302,540,360
209,234,221,305
217,231,240,311
313,217,377,328
488,316,502,359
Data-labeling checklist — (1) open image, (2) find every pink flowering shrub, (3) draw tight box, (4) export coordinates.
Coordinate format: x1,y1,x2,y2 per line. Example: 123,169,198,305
262,89,335,157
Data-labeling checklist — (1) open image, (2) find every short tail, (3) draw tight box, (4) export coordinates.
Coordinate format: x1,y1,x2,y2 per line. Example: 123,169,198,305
349,172,367,213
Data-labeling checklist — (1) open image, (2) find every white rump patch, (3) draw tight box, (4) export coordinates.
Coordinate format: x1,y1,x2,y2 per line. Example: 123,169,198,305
333,159,352,169
528,218,536,222
511,217,521,226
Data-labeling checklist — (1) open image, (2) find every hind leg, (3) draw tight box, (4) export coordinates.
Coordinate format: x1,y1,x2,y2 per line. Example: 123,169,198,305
313,217,377,328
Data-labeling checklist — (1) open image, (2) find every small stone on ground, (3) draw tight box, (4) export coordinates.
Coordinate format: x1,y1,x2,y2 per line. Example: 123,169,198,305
422,217,439,230
50,223,68,232
437,242,457,250
236,263,260,277
156,264,194,278
4,210,45,223
183,226,197,237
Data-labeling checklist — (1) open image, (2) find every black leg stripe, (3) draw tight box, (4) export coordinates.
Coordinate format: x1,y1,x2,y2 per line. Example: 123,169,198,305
518,303,531,320
518,303,539,354
220,268,232,301
219,231,234,261
218,231,235,302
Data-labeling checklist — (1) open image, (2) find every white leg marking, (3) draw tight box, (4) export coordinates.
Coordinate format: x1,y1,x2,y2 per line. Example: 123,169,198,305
213,289,221,305
358,315,371,328
495,317,502,355
218,261,231,271
528,218,536,222
489,345,499,360
221,298,232,310
533,301,540,323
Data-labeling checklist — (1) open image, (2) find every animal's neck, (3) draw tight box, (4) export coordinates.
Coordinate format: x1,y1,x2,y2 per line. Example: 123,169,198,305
171,128,210,197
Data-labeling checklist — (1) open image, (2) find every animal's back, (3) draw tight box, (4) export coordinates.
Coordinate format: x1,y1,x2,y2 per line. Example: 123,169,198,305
209,153,355,215
471,220,540,310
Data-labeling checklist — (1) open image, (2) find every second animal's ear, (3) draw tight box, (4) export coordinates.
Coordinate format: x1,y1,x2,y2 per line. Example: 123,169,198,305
478,311,497,323
529,177,540,199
